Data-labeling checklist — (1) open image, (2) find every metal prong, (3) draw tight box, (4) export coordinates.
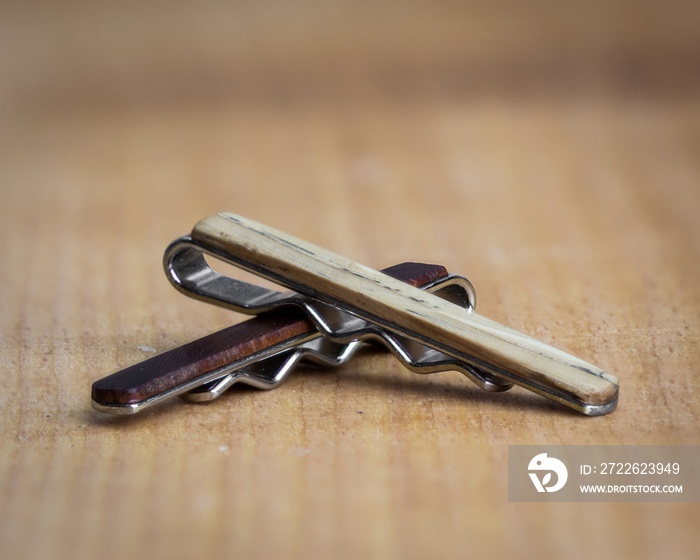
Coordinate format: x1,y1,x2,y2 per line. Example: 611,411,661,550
181,338,360,401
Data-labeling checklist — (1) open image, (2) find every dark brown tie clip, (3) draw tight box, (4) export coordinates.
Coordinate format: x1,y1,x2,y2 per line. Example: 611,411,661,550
91,213,618,416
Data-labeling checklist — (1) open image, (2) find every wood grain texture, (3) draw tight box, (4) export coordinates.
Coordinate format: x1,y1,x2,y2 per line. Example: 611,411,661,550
1,1,699,559
91,309,313,406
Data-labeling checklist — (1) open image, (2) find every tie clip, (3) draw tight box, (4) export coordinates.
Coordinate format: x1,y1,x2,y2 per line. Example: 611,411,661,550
92,212,618,416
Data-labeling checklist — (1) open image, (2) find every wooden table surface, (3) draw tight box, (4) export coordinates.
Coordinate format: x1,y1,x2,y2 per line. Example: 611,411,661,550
1,1,698,559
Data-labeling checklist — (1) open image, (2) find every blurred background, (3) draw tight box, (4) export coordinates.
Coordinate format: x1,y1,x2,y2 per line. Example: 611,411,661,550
1,1,698,559
3,0,698,312
4,0,698,107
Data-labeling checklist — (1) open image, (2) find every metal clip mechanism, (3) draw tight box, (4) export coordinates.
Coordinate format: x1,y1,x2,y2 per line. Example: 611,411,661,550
92,212,618,416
